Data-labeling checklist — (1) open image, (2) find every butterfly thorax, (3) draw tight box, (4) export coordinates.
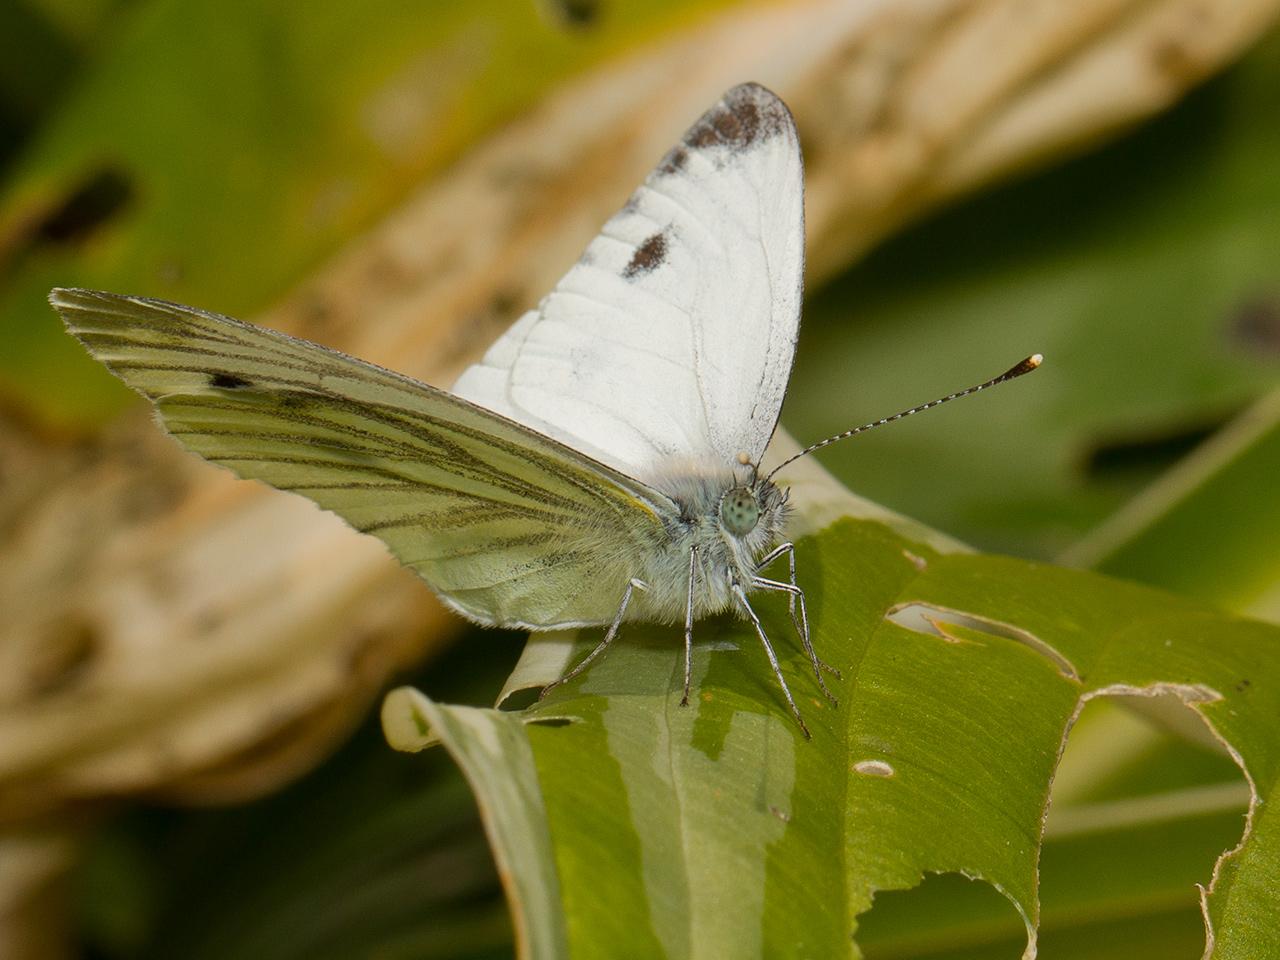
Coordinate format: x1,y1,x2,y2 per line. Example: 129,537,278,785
625,458,790,623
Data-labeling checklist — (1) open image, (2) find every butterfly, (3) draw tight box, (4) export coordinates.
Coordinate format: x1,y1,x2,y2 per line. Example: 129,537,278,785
51,83,1039,738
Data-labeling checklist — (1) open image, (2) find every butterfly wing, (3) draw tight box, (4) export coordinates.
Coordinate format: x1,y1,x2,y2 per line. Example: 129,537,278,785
452,82,804,479
52,288,676,629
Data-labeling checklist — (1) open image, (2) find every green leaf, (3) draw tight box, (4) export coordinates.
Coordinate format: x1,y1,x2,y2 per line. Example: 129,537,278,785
384,692,567,959
385,513,1279,958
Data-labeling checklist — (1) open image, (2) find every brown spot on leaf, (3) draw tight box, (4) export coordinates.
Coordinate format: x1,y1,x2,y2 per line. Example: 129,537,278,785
30,614,100,696
304,296,331,324
543,0,600,28
1230,295,1280,354
1083,418,1225,480
623,232,667,279
33,166,135,245
489,286,523,317
1150,38,1200,85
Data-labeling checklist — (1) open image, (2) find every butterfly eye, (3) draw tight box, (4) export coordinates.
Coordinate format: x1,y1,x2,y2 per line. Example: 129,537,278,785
719,487,760,536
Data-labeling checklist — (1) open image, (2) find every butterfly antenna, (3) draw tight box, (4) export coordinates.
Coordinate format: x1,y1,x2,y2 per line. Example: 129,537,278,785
765,354,1043,481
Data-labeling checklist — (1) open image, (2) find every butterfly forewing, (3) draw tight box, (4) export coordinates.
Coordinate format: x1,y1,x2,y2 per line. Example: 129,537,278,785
52,288,674,628
453,82,804,479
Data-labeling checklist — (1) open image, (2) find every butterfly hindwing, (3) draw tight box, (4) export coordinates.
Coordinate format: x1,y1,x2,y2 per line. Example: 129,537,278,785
452,82,804,479
52,288,674,628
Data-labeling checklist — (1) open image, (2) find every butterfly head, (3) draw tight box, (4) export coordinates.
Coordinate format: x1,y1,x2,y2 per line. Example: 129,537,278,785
647,457,788,566
716,473,789,557
719,487,760,536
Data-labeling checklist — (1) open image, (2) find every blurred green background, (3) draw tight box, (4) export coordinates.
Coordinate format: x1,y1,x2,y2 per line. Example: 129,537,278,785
2,1,1277,958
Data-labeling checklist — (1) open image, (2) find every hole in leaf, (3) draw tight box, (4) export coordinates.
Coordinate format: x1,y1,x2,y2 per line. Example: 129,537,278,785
498,686,542,711
858,871,1020,958
853,759,895,778
1041,693,1250,954
862,878,1214,959
856,692,1251,958
525,717,573,729
885,602,1078,679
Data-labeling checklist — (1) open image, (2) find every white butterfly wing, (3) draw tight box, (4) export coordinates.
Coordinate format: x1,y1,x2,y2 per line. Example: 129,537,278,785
452,82,804,479
52,288,676,629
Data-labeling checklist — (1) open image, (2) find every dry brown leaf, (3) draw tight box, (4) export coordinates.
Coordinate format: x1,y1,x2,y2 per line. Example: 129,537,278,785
0,406,443,820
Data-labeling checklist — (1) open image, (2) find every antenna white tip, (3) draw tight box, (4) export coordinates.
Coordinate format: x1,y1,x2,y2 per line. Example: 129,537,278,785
1029,353,1043,367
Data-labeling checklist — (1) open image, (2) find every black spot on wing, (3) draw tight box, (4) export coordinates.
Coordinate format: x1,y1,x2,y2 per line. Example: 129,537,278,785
623,232,667,280
658,145,688,175
680,83,789,155
210,372,253,390
689,100,759,148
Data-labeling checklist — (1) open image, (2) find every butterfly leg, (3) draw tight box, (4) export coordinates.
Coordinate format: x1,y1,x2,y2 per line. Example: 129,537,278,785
755,543,798,615
755,541,842,681
539,578,648,700
681,545,698,707
731,582,811,740
752,576,839,707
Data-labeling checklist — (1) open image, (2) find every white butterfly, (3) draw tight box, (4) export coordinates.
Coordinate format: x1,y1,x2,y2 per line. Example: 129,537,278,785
52,84,1038,737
